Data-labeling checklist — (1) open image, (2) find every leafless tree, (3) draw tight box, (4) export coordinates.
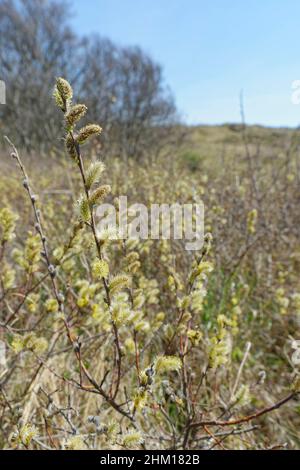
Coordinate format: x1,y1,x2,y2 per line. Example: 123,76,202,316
0,0,82,151
0,0,180,159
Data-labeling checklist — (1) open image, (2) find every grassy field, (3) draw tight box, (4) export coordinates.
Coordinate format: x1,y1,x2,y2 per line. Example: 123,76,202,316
181,124,297,171
0,85,300,450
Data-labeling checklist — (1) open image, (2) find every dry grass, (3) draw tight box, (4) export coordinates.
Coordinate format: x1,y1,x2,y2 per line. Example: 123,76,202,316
0,81,300,450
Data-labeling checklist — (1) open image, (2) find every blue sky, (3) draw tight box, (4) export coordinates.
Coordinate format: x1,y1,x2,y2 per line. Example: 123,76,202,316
71,0,300,127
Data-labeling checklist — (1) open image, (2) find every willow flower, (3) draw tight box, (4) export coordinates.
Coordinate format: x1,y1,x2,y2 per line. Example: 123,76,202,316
85,161,106,189
56,77,73,101
77,124,102,145
65,134,78,161
65,104,88,127
89,185,111,206
154,356,182,374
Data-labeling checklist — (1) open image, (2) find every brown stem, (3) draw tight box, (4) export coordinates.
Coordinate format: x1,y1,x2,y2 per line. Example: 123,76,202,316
68,131,122,400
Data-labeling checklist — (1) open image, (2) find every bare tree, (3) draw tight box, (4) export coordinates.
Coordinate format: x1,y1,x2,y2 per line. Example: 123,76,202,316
0,0,82,151
79,38,178,159
0,0,179,159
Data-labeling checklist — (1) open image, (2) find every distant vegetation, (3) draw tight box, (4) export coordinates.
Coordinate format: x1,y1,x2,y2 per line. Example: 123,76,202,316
0,78,300,449
0,0,300,452
0,0,178,160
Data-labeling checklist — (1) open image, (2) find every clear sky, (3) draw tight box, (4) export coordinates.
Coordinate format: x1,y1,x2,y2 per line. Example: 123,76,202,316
71,0,300,127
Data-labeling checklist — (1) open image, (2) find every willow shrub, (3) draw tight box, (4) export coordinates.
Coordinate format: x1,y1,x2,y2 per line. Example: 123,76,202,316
0,79,299,450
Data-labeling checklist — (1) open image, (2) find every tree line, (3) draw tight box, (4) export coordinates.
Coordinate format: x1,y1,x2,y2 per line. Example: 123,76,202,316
0,0,181,160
